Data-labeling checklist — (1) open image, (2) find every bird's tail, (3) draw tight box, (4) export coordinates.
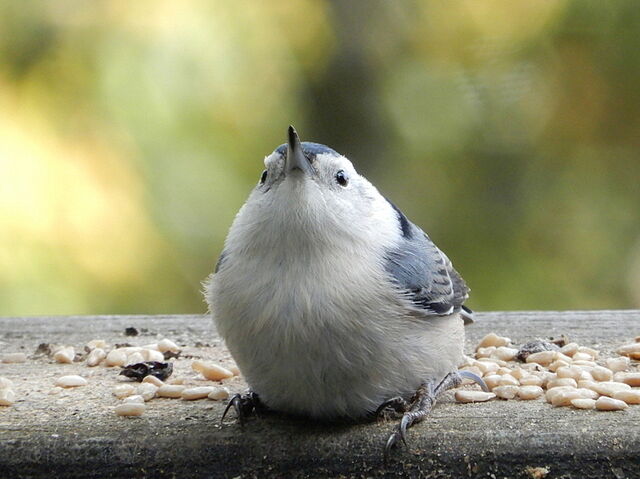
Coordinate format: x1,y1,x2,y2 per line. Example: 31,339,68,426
461,305,474,325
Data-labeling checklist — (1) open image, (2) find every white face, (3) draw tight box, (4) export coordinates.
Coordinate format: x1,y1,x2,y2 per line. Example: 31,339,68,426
234,146,399,250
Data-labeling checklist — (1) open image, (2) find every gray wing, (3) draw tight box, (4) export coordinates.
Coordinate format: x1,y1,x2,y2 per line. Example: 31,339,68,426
383,200,472,322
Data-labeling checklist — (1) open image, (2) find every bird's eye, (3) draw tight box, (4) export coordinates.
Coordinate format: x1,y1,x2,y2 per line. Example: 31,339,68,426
259,170,268,185
336,170,348,187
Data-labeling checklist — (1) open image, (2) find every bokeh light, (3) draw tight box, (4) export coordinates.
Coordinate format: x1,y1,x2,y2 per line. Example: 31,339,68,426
1,0,639,315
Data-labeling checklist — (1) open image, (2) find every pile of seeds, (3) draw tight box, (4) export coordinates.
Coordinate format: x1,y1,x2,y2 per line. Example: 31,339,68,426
0,335,237,418
456,333,640,411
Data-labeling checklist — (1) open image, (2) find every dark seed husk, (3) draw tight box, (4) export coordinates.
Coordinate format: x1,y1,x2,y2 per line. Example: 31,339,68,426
119,361,173,382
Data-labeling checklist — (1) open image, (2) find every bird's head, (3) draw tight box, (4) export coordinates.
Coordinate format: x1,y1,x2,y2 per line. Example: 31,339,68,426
234,126,399,251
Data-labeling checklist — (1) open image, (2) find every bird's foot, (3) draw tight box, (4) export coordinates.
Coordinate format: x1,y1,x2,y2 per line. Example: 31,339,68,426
383,370,489,460
375,396,411,420
221,391,263,427
383,382,436,461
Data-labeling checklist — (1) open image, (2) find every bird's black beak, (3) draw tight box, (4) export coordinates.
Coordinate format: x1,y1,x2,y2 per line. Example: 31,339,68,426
286,126,314,175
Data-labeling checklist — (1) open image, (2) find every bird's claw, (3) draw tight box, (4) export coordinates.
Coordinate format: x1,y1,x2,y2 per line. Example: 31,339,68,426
384,414,413,462
375,396,410,419
399,414,411,446
457,370,490,392
220,391,261,427
384,430,401,462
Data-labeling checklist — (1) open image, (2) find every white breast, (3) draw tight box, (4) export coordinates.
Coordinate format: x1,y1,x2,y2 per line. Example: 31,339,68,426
207,227,464,418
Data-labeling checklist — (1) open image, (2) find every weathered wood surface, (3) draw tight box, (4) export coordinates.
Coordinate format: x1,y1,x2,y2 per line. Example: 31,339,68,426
0,311,639,479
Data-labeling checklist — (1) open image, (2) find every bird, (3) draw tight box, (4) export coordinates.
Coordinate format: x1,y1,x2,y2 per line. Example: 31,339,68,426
205,126,486,455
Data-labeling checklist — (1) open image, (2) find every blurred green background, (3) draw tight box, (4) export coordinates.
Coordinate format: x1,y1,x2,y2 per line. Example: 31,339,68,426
1,0,639,316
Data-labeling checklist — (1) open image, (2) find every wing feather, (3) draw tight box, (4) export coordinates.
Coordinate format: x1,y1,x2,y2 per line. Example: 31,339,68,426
383,202,471,319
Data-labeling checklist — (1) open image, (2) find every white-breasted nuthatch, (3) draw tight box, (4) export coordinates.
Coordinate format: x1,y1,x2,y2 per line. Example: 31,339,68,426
205,126,486,454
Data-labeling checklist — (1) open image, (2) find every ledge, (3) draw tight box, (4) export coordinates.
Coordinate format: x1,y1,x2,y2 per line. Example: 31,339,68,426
0,311,639,478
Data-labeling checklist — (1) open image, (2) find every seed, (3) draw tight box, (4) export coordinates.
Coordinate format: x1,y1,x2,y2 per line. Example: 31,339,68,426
616,343,640,357
0,377,14,389
615,372,640,387
496,367,513,376
493,347,518,362
591,366,613,382
571,398,596,409
475,361,499,375
460,356,476,367
454,390,496,403
577,346,599,359
86,348,106,367
526,351,556,366
2,353,27,363
572,352,593,362
137,383,158,401
483,375,502,390
105,349,127,367
493,385,519,399
545,386,577,404
518,386,543,400
191,361,234,381
556,352,573,363
476,347,496,359
142,349,165,362
578,371,594,382
592,381,631,397
509,368,528,380
86,339,107,350
521,363,543,372
477,357,508,367
547,378,578,389
538,372,557,388
605,357,630,372
577,380,599,391
55,375,87,388
559,342,579,357
123,394,145,404
613,390,640,404
142,375,164,387
519,376,543,387
158,339,180,353
595,396,628,411
498,375,519,387
556,366,582,381
229,365,241,376
0,389,15,406
181,386,215,400
551,389,595,407
125,352,145,366
207,386,230,401
115,403,146,416
48,387,62,395
112,384,137,399
157,385,186,398
548,360,570,372
477,333,510,349
572,360,597,368
53,347,75,364
576,388,599,399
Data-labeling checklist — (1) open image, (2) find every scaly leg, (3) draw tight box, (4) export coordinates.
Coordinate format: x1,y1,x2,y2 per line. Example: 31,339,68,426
383,371,488,459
